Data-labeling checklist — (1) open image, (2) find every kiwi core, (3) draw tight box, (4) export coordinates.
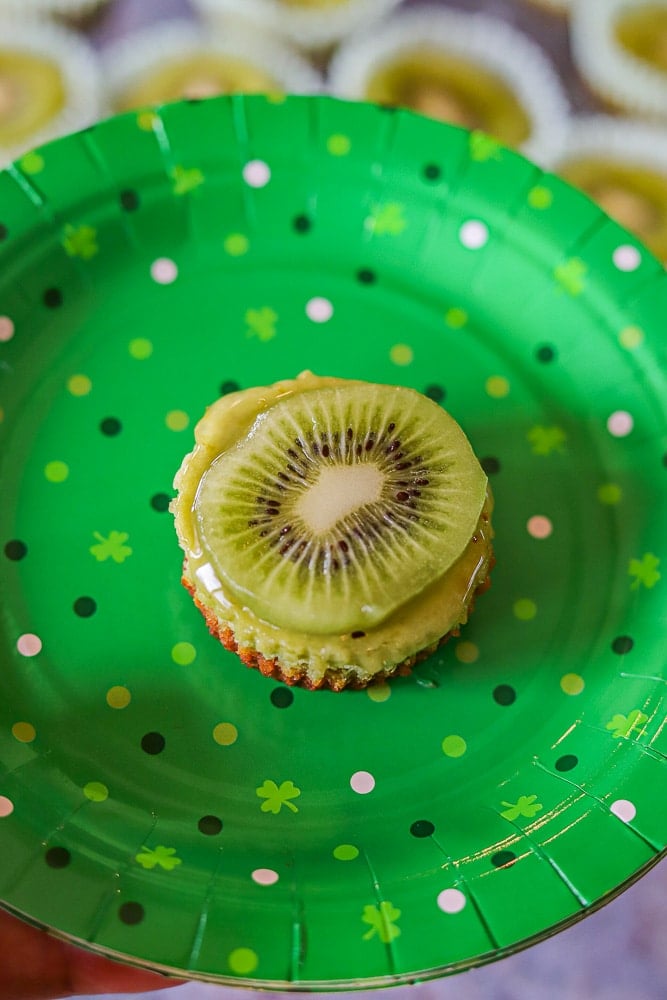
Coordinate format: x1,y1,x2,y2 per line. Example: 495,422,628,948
297,464,384,534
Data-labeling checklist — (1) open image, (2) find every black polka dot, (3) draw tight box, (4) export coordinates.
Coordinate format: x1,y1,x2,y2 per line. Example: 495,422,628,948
100,417,122,436
45,846,71,868
555,754,578,772
120,189,140,211
357,268,376,285
270,687,294,708
662,452,667,468
410,819,435,838
220,380,240,396
293,214,312,233
141,732,165,755
425,384,446,404
119,902,144,925
536,345,556,363
4,540,27,561
351,630,366,639
423,163,441,181
481,456,501,475
612,635,634,654
150,492,171,512
0,223,8,241
493,685,516,706
73,596,97,617
43,288,62,308
491,850,517,868
198,815,223,836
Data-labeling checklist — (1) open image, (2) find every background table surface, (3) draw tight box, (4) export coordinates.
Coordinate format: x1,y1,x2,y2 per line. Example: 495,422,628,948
29,0,667,996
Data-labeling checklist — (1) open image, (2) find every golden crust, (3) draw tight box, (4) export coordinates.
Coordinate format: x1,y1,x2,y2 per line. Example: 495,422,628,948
182,557,494,691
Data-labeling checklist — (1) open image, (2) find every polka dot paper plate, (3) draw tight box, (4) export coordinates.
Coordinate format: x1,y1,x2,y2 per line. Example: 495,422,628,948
1,95,666,989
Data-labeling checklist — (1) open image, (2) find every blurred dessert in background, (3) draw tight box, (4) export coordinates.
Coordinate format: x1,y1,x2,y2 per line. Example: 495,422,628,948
101,19,321,112
192,0,402,52
554,114,667,261
328,6,570,165
0,15,102,165
570,0,667,121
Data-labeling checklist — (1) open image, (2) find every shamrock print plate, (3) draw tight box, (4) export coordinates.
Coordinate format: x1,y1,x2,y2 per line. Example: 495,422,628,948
0,95,666,989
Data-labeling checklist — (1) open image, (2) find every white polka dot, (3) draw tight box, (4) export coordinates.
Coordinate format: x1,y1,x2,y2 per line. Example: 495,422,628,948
305,297,333,323
0,796,14,818
243,159,271,188
150,258,178,284
0,316,15,342
610,799,637,823
613,245,641,272
437,888,467,914
16,633,42,657
251,868,279,886
459,220,489,250
350,770,375,794
607,410,634,437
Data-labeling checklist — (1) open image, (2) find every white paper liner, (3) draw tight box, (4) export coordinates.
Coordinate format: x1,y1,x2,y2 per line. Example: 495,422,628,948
0,15,104,166
101,18,322,109
570,0,667,120
327,5,570,166
552,114,667,172
192,0,403,51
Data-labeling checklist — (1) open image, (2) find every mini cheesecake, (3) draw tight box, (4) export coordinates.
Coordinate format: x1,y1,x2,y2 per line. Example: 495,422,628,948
570,0,667,120
102,20,321,113
554,115,667,262
0,16,102,165
328,6,569,166
172,373,494,691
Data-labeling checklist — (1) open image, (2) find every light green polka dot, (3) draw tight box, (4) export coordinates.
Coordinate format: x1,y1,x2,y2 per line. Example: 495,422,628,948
137,110,158,132
20,151,45,175
128,338,153,360
84,781,109,802
228,947,259,975
106,685,131,709
327,133,351,156
171,642,196,665
445,307,468,328
560,673,585,695
513,598,537,621
485,375,510,398
598,482,622,505
366,683,391,703
333,844,359,861
455,641,479,664
45,461,69,483
213,722,238,746
619,325,644,350
165,409,189,431
389,343,413,366
528,185,554,210
67,374,92,396
442,735,467,758
224,233,250,256
12,722,36,743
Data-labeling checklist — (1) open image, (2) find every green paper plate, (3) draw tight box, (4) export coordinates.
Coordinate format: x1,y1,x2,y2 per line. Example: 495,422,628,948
0,95,666,990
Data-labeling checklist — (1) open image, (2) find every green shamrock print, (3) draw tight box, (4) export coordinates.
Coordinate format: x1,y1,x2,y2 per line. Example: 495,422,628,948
365,202,407,236
527,425,567,456
90,530,133,563
554,258,587,296
362,901,401,943
500,794,543,821
62,224,99,260
256,779,301,814
469,131,502,162
628,553,661,590
135,845,182,871
605,709,649,739
171,165,205,196
245,307,278,342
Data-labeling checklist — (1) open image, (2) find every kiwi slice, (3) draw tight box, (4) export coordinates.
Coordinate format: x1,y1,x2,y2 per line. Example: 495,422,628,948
195,383,487,635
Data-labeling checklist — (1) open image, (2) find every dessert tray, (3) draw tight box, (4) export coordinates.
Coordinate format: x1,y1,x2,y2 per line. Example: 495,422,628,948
0,95,665,988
